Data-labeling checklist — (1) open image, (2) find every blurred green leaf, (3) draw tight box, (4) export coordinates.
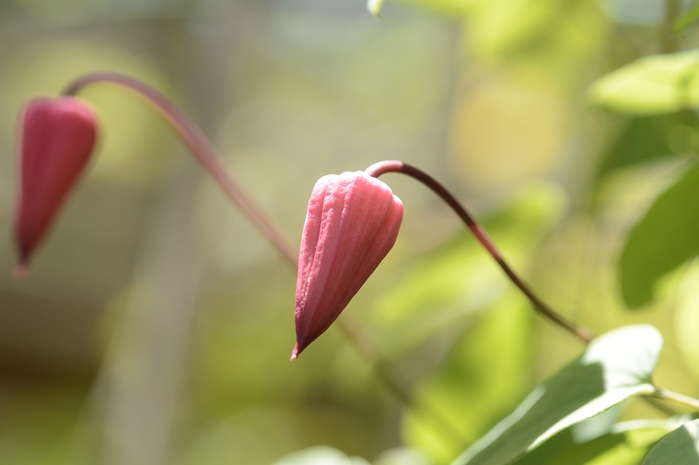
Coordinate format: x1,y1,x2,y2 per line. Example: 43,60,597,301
589,50,699,115
451,325,662,465
512,419,673,465
272,446,370,465
642,419,699,464
675,263,699,382
674,3,699,33
367,0,386,17
443,0,605,81
619,162,699,308
595,116,676,178
373,448,431,465
405,297,532,461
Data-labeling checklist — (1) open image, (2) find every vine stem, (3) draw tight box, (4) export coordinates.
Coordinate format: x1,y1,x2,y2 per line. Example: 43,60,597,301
63,72,465,443
64,71,297,264
654,387,699,411
365,160,699,416
365,160,595,344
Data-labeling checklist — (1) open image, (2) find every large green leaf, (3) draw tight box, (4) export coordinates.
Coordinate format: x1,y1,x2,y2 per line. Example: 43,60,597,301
642,419,699,464
451,325,663,465
513,419,674,465
589,50,699,115
619,162,699,308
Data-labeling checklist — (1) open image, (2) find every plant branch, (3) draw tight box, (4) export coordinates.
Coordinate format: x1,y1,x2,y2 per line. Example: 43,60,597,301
64,71,297,264
365,160,594,344
654,386,699,411
63,73,466,442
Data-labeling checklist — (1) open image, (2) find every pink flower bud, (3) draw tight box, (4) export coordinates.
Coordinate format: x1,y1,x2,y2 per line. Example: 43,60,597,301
292,171,403,359
13,97,98,277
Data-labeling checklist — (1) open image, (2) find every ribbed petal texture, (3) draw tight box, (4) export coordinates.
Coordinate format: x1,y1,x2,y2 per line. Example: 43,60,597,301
292,171,403,359
13,97,98,275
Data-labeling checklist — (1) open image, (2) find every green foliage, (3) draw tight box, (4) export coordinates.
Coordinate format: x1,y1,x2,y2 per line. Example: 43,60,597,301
619,162,699,308
452,325,662,465
513,420,674,465
642,419,699,464
404,298,532,461
589,50,699,115
594,116,677,180
5,1,699,465
674,4,699,34
675,263,699,383
368,0,386,17
272,446,371,465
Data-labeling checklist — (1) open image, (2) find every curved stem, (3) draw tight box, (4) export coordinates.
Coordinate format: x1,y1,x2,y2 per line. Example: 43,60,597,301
64,71,297,264
365,160,594,344
64,74,463,440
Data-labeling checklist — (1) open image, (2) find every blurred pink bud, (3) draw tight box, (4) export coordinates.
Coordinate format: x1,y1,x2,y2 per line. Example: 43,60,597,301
292,171,403,359
13,97,98,277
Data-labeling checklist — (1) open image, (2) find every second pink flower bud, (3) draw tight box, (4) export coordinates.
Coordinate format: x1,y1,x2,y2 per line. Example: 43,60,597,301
292,171,403,359
13,97,98,277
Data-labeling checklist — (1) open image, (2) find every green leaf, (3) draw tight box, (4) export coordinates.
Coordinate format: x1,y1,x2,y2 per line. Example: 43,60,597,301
674,4,699,34
619,162,699,308
404,297,533,461
367,0,386,17
513,419,673,465
642,419,699,464
272,446,370,465
588,50,699,115
595,116,677,178
675,263,699,382
374,448,431,465
451,325,663,465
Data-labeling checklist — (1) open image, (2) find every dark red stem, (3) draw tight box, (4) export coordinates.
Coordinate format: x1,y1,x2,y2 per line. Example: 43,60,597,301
365,160,594,344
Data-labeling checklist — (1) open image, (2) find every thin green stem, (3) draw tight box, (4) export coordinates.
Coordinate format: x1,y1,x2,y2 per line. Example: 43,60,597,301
365,160,594,344
654,387,699,411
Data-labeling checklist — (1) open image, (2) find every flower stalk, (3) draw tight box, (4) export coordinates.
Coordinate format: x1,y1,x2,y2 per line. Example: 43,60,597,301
364,160,594,344
63,71,297,265
18,72,438,435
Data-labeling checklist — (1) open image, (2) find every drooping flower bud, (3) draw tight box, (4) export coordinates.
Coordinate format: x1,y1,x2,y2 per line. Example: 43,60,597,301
292,171,403,359
13,97,98,277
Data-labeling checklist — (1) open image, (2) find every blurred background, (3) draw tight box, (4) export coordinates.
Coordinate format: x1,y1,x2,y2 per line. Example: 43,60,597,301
1,0,699,464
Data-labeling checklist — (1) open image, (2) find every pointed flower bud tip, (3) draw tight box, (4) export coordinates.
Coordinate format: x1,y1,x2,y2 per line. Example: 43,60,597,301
290,343,300,361
292,171,403,358
13,97,98,274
